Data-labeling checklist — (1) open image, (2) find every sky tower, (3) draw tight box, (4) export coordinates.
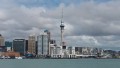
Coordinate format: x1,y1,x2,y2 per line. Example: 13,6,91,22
60,8,66,49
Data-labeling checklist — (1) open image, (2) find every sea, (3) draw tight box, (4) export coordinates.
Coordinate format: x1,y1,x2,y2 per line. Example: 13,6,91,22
0,59,120,68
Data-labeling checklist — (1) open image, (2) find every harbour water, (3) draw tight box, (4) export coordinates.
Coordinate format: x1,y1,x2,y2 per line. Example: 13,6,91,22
0,59,120,68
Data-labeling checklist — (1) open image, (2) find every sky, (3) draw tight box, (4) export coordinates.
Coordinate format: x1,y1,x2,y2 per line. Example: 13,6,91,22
0,0,120,48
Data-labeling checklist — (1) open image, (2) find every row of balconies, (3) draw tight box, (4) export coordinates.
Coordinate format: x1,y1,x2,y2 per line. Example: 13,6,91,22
51,54,76,58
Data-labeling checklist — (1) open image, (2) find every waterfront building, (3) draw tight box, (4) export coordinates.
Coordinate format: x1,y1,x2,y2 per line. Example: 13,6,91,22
91,48,98,55
51,46,76,58
75,47,98,55
37,32,49,56
49,40,56,56
68,47,75,55
0,46,6,52
55,46,62,55
13,39,26,55
67,46,76,58
82,47,89,55
52,46,62,58
28,35,36,54
75,47,82,55
49,44,55,57
0,46,7,56
0,34,4,46
68,47,72,54
5,41,12,51
75,47,101,58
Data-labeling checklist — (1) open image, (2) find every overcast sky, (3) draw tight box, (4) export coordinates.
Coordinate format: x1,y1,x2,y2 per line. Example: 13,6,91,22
0,0,120,48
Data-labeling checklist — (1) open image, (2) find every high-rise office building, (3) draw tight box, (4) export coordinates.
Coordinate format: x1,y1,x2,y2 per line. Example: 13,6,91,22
28,35,36,54
44,30,51,56
26,40,28,52
13,39,26,55
5,41,12,51
0,34,4,46
37,33,49,56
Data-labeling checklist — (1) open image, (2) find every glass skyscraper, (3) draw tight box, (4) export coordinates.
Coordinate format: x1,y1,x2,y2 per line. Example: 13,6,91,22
37,33,48,56
13,39,26,56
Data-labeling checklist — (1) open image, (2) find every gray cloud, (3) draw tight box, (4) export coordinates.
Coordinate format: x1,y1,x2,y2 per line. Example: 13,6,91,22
0,0,120,47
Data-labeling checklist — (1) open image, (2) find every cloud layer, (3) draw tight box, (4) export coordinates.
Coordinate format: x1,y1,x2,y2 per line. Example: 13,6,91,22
0,0,120,47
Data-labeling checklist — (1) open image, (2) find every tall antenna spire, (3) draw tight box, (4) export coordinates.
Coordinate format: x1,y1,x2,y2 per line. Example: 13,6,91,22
60,7,65,47
61,7,63,24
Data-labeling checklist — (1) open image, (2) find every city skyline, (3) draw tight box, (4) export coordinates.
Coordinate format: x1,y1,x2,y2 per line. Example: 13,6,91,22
0,0,120,47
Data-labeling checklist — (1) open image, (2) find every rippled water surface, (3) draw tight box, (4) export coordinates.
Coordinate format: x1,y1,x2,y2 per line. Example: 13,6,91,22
0,59,120,68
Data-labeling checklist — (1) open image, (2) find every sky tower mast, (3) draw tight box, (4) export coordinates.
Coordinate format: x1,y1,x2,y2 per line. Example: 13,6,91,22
60,8,66,49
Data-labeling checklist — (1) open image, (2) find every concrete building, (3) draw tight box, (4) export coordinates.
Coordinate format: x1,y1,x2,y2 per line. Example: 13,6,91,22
55,46,62,55
68,47,75,55
49,44,55,57
52,46,62,58
75,47,98,55
37,33,49,56
67,46,76,58
28,35,36,54
51,46,76,58
75,47,82,55
49,40,56,56
13,39,26,56
0,34,4,46
82,47,89,55
75,47,100,58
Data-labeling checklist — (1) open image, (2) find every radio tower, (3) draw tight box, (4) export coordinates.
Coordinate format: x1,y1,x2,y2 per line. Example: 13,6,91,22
60,8,66,49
